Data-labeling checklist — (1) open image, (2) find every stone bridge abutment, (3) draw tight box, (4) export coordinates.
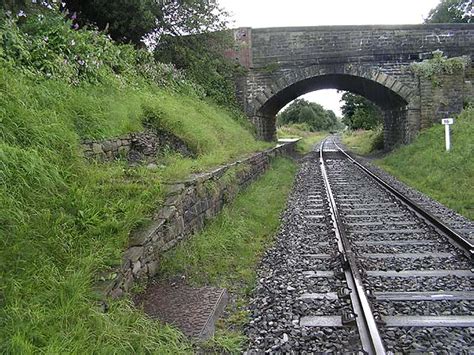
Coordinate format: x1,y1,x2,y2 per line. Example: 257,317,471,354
226,24,473,148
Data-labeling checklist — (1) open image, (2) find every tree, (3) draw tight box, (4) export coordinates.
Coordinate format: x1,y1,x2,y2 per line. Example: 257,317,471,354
425,0,472,23
62,0,160,45
155,30,240,108
62,0,228,46
148,0,228,46
1,0,50,14
340,93,382,130
277,99,340,131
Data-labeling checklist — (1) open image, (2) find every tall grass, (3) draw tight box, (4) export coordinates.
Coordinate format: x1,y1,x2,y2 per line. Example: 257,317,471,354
0,64,269,352
377,108,473,220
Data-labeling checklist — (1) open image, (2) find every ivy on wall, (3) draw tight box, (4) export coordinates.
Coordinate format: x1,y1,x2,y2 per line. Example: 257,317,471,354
410,50,470,86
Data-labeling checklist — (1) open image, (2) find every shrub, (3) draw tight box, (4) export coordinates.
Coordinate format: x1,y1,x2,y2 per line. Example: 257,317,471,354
0,9,194,91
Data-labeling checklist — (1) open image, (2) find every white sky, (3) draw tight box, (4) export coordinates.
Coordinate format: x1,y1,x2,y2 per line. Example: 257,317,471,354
218,0,442,116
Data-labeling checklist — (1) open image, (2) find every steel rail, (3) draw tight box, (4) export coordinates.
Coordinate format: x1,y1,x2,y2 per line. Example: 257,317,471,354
332,139,474,259
319,139,386,355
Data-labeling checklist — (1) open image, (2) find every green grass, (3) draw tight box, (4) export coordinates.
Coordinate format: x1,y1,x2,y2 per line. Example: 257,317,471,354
377,108,473,220
277,124,328,154
341,127,383,155
159,157,298,353
0,65,271,353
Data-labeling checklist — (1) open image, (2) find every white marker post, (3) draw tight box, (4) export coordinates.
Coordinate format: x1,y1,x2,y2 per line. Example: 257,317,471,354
441,118,454,151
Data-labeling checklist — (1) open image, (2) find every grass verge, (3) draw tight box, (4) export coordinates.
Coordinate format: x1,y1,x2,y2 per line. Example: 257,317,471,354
277,124,328,154
342,127,383,155
1,12,274,353
377,108,473,220
0,66,270,353
159,157,298,353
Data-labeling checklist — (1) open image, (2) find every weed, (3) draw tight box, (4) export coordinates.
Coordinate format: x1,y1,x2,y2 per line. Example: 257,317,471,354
409,50,470,87
200,330,247,354
0,7,273,352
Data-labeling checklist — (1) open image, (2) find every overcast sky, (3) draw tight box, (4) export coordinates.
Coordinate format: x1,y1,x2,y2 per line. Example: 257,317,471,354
218,0,441,116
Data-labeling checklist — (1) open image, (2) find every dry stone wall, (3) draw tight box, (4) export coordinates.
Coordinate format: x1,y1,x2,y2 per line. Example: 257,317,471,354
82,129,193,163
419,72,473,129
98,141,298,298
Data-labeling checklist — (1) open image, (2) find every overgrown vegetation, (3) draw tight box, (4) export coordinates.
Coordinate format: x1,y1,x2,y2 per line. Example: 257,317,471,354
0,6,275,353
342,127,384,155
278,123,328,154
155,30,243,111
378,108,473,220
159,157,298,353
2,0,229,46
410,50,470,86
0,9,194,89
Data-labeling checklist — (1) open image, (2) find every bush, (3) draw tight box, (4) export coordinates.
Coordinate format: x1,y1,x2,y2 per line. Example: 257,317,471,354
370,126,385,151
0,9,196,91
155,31,241,110
277,99,341,131
342,126,384,155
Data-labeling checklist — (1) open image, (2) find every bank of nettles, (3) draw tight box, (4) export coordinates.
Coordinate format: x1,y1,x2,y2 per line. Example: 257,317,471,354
0,9,271,353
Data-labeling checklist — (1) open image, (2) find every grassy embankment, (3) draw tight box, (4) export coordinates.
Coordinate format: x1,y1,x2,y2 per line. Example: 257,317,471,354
277,124,328,153
160,157,297,352
342,109,473,220
0,68,273,354
0,13,280,353
378,108,473,220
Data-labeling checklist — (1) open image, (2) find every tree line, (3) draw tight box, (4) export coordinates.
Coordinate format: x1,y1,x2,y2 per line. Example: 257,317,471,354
277,99,342,131
276,93,384,132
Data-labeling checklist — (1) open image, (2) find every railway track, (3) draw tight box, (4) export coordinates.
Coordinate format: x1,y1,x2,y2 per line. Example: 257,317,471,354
320,138,474,353
247,138,473,353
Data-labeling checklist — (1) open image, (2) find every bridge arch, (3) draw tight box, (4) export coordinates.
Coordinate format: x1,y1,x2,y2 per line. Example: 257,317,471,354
249,64,420,148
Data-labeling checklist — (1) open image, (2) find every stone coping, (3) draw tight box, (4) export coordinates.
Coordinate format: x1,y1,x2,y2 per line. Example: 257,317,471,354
251,24,474,33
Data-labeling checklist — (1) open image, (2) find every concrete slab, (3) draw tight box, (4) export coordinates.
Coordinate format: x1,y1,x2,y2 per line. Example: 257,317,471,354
299,316,343,327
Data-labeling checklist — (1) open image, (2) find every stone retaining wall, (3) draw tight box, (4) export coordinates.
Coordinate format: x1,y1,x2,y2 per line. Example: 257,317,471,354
100,141,298,298
82,129,193,163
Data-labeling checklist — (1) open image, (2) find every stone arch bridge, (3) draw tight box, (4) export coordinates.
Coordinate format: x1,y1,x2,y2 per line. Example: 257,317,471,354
225,24,473,148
